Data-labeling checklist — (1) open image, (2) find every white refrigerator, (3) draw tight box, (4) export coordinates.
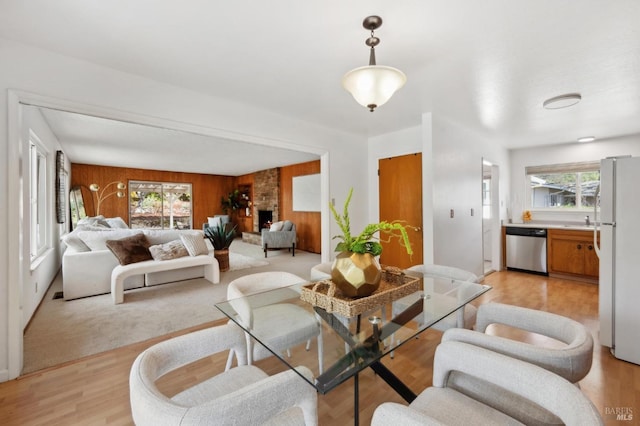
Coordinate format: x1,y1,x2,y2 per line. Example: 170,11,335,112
597,156,640,365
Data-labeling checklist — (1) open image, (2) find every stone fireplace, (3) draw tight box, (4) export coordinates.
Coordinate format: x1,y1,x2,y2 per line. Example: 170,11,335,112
252,168,280,232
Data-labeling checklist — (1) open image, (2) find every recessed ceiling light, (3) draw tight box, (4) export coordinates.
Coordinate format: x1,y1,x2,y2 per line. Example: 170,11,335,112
543,93,582,109
577,136,596,143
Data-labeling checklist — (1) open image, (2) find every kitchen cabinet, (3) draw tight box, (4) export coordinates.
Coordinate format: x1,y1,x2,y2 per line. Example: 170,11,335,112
548,229,599,281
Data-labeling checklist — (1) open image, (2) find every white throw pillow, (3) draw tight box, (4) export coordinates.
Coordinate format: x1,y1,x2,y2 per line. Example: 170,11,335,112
269,221,284,232
149,240,189,261
180,233,209,256
106,217,129,229
208,216,222,228
62,232,91,252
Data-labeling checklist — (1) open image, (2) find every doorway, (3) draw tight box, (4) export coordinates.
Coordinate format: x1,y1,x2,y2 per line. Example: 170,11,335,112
482,158,500,275
378,153,423,268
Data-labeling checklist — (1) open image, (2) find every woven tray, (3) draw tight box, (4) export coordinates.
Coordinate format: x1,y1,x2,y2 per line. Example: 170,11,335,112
300,267,421,318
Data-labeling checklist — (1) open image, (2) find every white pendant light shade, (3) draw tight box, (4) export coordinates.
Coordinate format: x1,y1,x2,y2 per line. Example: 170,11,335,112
342,65,407,111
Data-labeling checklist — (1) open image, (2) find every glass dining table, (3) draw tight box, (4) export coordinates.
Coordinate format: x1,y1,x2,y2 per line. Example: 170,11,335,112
215,271,491,425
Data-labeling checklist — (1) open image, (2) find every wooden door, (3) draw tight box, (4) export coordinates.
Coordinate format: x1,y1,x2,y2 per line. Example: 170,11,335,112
378,153,423,268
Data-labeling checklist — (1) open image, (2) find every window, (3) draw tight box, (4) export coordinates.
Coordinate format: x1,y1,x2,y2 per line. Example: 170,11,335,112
30,133,49,261
129,181,192,229
526,161,600,210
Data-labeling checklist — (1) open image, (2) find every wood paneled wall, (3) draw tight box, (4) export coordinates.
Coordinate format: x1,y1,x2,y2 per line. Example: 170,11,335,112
279,160,321,253
70,164,235,229
71,161,322,253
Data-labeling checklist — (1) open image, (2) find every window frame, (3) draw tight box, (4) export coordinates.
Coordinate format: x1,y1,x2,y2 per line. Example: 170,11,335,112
29,131,50,262
128,180,193,230
525,161,600,212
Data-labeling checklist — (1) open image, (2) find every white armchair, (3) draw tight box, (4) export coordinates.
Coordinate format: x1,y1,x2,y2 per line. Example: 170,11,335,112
371,341,603,426
226,271,324,374
261,220,296,257
442,302,594,383
129,323,318,426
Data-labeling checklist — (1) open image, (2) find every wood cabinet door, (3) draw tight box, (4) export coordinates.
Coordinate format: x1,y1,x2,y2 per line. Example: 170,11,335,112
550,238,585,275
583,239,600,278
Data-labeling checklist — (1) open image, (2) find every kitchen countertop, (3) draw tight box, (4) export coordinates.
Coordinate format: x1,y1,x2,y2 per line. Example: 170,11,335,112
503,222,597,232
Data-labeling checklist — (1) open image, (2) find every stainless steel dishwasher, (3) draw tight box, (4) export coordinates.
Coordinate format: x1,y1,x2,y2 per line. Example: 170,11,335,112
506,227,548,275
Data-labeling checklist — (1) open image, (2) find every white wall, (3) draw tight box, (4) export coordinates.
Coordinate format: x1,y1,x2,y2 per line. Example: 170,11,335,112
431,115,510,277
0,37,367,381
509,135,640,223
21,107,67,327
367,113,510,277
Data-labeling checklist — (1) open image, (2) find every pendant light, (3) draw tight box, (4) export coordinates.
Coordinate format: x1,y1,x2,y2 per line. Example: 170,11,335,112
342,16,406,112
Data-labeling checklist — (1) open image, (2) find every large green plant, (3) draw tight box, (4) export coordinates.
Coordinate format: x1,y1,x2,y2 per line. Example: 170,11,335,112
204,221,237,250
330,188,413,256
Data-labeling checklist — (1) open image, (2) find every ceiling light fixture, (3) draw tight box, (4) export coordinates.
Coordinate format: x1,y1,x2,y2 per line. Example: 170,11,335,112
342,15,406,112
543,93,582,109
577,136,596,143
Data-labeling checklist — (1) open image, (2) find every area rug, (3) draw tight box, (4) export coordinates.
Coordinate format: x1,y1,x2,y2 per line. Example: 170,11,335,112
22,240,320,374
22,276,229,374
228,252,268,271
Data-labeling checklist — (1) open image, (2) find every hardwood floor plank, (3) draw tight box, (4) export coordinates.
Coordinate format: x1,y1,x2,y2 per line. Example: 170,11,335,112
0,271,639,425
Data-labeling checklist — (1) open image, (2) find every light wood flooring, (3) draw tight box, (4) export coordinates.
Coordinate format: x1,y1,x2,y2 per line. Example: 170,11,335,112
1,271,639,425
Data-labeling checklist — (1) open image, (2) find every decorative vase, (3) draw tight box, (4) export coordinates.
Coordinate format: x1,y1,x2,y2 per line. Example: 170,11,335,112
214,249,230,272
331,251,382,298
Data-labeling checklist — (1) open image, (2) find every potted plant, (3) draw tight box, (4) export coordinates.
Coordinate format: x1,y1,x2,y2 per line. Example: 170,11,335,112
204,221,237,272
329,188,413,297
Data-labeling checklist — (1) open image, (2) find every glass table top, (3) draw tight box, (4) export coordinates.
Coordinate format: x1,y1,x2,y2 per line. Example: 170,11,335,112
215,273,491,395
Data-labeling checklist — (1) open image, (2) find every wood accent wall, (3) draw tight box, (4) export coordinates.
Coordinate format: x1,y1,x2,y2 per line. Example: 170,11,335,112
279,160,321,253
70,164,235,229
233,174,255,233
71,161,321,253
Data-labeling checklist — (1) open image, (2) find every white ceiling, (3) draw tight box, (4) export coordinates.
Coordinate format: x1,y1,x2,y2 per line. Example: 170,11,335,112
3,1,640,174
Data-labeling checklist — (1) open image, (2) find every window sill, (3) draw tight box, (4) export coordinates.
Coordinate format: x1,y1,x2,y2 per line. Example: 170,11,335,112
30,247,54,271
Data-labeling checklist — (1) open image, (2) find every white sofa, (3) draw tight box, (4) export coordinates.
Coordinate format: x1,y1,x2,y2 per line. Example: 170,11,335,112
62,219,219,300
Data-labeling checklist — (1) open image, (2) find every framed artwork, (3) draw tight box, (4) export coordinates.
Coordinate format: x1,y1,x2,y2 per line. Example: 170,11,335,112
55,150,66,224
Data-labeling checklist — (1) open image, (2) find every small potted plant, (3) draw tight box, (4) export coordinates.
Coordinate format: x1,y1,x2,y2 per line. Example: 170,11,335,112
204,221,237,272
330,188,413,297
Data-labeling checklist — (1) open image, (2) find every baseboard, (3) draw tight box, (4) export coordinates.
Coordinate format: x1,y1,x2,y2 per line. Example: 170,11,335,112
0,368,10,383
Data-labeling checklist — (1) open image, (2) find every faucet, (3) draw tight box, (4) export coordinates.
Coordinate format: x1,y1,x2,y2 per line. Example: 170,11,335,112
585,215,590,226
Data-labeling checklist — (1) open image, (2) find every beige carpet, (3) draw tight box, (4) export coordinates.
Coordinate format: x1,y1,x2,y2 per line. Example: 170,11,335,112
23,240,320,374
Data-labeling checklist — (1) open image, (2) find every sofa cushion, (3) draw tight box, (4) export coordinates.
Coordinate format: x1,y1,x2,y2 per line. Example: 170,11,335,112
77,229,143,251
180,233,209,256
106,234,153,265
281,220,293,231
149,240,189,261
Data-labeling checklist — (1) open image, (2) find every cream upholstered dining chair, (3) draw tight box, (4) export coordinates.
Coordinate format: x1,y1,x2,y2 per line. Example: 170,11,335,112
399,264,480,329
225,271,324,374
390,264,480,357
442,302,594,384
129,323,318,426
371,341,603,426
439,303,594,425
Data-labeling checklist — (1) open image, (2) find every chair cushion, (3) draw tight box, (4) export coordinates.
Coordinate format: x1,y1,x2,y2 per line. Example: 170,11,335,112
250,304,319,352
171,365,268,406
281,220,293,231
411,387,524,425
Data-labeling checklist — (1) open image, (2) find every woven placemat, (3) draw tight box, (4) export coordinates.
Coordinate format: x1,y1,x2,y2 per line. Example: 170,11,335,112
300,268,421,317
